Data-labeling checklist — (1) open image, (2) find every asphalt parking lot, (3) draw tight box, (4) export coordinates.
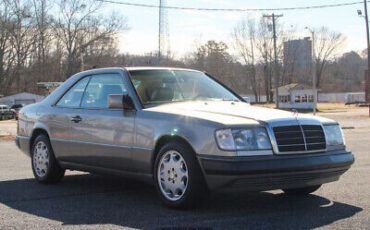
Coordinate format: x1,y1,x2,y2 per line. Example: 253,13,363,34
0,108,369,230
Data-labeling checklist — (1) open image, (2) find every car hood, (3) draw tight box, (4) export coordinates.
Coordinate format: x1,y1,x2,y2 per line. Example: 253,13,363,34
145,101,335,125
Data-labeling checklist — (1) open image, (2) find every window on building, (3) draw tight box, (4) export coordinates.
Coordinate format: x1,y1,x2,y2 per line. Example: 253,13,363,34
294,95,301,103
302,95,308,103
308,95,314,102
285,96,289,103
280,96,289,103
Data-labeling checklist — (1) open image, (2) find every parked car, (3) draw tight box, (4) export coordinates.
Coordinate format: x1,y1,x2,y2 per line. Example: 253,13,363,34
11,104,24,120
0,104,14,120
15,67,354,208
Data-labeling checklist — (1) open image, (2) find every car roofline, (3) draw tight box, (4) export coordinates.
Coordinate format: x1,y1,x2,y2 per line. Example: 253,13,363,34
124,66,202,72
73,67,203,76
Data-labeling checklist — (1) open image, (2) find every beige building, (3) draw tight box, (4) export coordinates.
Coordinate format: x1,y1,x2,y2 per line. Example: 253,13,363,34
273,83,317,109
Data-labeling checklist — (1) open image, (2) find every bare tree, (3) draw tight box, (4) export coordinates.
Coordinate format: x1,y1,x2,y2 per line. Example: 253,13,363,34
314,27,346,88
232,18,259,102
0,0,35,95
0,1,16,95
53,0,127,78
31,0,54,84
255,18,274,102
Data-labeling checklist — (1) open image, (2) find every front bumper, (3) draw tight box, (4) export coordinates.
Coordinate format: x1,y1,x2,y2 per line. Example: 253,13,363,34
197,150,354,191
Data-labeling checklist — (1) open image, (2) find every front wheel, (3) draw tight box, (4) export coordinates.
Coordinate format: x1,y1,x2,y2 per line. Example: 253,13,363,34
283,185,321,195
154,141,207,209
31,134,65,183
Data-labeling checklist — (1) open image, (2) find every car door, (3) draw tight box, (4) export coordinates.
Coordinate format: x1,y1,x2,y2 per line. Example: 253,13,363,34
66,73,135,171
49,76,91,160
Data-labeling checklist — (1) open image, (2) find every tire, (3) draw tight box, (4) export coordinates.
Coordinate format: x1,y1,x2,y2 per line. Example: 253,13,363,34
283,185,321,195
154,141,207,209
31,134,65,183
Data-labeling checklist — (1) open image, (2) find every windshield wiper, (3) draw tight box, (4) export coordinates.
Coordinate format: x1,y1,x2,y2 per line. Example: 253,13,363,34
193,98,240,102
221,98,239,102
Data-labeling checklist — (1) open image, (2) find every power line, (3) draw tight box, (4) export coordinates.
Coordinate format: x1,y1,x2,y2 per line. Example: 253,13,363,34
96,0,369,12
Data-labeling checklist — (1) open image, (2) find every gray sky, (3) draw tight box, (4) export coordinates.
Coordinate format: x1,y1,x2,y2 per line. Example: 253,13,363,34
101,0,367,57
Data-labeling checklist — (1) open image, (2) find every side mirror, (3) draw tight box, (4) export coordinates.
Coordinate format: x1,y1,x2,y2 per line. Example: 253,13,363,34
108,94,135,110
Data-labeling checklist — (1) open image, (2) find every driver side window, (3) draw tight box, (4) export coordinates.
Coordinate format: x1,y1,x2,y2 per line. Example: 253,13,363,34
56,77,90,107
80,74,127,108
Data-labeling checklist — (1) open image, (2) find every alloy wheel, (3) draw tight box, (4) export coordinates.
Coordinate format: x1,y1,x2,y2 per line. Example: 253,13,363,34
33,141,49,178
157,150,189,201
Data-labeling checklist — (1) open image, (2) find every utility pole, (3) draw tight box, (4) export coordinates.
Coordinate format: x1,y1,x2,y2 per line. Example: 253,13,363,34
264,13,283,109
364,0,370,76
306,27,317,115
312,31,317,115
364,0,370,116
358,1,370,116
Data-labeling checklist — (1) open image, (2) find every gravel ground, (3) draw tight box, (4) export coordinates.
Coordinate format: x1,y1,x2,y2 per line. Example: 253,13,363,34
0,120,16,137
0,108,369,230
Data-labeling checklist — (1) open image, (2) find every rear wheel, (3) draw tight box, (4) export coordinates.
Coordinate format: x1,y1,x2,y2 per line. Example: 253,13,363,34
154,141,207,209
283,185,321,195
31,134,65,183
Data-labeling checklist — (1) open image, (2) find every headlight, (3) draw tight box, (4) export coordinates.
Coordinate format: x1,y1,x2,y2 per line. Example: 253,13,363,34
323,125,344,146
215,127,272,151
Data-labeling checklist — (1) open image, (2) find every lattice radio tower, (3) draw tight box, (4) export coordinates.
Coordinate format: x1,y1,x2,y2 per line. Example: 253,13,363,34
158,0,170,61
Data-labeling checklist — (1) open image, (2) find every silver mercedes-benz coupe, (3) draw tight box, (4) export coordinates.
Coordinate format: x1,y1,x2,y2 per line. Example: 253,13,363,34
15,67,354,208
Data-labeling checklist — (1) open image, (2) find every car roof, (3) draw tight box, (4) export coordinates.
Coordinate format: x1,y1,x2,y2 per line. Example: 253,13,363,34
75,67,202,77
124,66,201,72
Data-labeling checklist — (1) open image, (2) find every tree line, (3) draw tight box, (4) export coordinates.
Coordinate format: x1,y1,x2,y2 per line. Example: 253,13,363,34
0,0,126,96
0,0,366,101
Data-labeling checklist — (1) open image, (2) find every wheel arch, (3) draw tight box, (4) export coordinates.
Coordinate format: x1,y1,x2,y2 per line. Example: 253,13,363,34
29,128,50,154
151,134,197,174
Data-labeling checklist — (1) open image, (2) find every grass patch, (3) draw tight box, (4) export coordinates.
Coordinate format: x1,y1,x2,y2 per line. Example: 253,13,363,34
0,135,15,141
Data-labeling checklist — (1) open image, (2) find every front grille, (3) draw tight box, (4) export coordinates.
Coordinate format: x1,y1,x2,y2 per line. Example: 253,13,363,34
273,125,326,153
302,125,326,151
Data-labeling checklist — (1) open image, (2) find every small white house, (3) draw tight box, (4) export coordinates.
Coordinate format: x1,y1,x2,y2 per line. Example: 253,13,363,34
0,92,45,106
273,83,317,109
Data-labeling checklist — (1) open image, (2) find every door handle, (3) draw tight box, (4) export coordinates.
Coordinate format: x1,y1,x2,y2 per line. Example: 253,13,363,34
71,115,82,123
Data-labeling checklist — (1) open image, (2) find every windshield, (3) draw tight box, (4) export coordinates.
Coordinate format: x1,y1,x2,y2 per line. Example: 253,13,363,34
129,70,240,105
